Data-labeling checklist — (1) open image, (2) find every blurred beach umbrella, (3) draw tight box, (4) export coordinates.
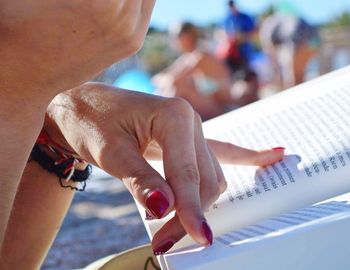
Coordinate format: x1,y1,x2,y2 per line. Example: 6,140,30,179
113,69,155,94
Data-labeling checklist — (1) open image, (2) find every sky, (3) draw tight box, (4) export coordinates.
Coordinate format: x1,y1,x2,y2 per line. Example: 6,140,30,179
150,0,350,29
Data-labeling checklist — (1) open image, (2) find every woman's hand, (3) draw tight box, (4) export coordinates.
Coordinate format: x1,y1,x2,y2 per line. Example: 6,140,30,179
45,83,284,253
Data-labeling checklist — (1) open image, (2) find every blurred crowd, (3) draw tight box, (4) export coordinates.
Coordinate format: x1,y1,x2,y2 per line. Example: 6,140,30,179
97,1,350,120
151,0,321,120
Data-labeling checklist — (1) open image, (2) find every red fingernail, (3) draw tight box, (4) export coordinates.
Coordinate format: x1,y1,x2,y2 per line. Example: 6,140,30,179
272,147,285,151
153,240,175,255
145,190,169,219
202,221,213,246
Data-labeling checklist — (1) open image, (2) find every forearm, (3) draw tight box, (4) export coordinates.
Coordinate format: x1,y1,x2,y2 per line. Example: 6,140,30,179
161,53,201,83
0,96,47,247
1,161,75,270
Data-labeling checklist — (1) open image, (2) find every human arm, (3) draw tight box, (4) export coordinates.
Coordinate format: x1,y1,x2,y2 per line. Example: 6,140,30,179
1,88,283,270
0,95,48,250
1,162,75,270
0,0,155,249
2,82,284,269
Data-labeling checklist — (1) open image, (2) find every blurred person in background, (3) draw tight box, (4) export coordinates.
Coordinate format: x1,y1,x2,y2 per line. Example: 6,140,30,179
216,0,259,102
217,1,258,78
153,22,258,120
259,4,321,89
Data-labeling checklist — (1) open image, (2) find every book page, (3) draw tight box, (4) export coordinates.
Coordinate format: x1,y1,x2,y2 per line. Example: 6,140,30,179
144,66,350,249
217,196,350,247
201,67,350,238
163,193,350,270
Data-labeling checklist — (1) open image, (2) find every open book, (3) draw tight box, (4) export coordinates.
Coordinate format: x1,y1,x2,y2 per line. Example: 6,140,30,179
137,66,350,270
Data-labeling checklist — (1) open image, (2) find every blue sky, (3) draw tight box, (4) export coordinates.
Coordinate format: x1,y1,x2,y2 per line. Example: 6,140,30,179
151,0,350,29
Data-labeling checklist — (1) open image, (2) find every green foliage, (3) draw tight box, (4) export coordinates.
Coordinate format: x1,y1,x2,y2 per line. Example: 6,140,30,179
260,4,275,19
139,33,178,75
325,11,350,28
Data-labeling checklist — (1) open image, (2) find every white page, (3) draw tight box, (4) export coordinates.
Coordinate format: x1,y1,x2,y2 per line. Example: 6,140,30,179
143,66,350,251
164,193,350,270
201,66,350,238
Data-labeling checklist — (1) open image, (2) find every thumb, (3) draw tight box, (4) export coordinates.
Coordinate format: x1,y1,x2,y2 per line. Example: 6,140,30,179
100,142,175,219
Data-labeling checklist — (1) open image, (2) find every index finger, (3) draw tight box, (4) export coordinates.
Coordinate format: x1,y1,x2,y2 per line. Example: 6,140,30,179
207,139,285,166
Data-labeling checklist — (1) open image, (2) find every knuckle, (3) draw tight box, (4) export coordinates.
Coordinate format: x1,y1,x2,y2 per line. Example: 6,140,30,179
128,174,145,194
128,176,142,195
163,97,194,118
175,201,200,215
168,164,200,195
180,164,200,185
127,168,158,192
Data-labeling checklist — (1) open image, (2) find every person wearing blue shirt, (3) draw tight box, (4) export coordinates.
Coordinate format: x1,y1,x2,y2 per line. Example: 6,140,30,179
223,0,256,65
217,1,258,96
224,0,255,38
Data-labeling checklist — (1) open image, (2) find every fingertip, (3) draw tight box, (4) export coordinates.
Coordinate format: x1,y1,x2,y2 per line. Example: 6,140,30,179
178,212,212,246
271,147,286,161
117,150,175,220
153,240,176,256
151,217,185,255
272,147,285,161
202,220,213,246
256,147,285,167
151,216,213,255
272,147,285,152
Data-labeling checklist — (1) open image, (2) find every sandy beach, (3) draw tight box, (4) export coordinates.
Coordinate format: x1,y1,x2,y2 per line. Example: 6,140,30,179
42,167,149,270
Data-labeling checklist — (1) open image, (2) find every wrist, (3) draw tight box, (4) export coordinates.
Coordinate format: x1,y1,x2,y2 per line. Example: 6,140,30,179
30,130,92,191
43,106,77,156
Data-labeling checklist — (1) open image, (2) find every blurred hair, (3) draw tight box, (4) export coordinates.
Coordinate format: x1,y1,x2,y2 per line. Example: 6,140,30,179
228,0,235,8
169,21,199,40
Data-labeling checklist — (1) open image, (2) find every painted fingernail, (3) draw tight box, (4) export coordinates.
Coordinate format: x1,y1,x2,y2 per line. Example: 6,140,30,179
202,221,213,246
145,211,155,221
272,147,285,151
153,240,175,255
145,190,169,219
